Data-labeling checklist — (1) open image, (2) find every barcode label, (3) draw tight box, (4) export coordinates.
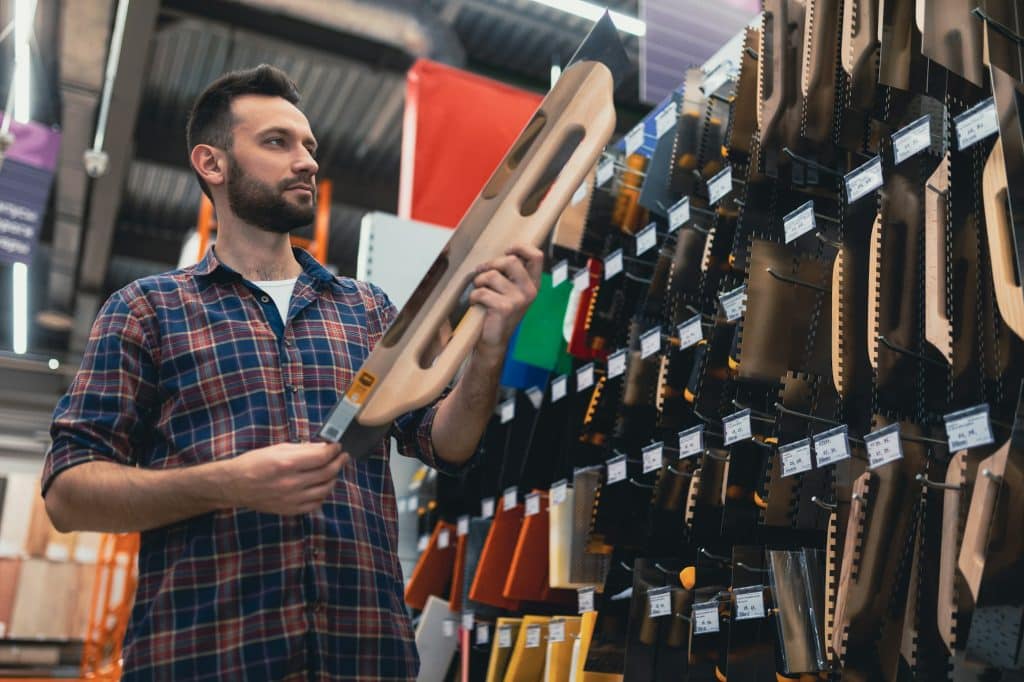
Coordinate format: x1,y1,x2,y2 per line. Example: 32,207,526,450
678,425,704,458
734,586,765,620
677,314,704,350
780,439,814,477
865,423,903,469
943,404,995,451
668,197,690,231
576,363,595,392
955,97,998,151
892,114,932,164
552,260,569,287
783,201,816,243
707,166,733,205
720,285,747,322
844,156,884,203
640,327,662,359
723,409,752,445
813,425,851,467
607,349,627,379
642,442,664,474
552,374,568,402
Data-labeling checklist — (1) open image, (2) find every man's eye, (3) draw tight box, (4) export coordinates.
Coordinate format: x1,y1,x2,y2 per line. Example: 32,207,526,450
266,138,284,146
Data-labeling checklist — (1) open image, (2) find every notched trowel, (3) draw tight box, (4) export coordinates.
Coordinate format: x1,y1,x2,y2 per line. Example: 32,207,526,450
318,13,630,458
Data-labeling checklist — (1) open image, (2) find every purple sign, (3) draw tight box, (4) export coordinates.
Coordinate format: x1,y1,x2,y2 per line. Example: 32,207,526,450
0,115,60,265
640,0,760,106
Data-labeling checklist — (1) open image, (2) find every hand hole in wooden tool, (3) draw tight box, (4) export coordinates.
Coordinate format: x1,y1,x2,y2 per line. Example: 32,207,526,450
520,126,587,217
481,112,548,200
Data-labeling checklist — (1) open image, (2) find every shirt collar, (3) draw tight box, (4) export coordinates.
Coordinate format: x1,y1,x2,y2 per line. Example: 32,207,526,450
192,245,340,288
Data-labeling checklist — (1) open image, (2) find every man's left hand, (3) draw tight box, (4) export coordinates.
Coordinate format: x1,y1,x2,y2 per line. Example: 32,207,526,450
468,243,544,360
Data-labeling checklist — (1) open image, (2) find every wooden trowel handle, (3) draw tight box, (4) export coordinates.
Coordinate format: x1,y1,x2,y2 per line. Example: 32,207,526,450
351,60,617,427
983,138,1024,341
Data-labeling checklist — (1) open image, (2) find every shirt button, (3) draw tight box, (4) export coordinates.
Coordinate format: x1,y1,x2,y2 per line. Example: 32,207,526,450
289,385,300,394
260,295,270,304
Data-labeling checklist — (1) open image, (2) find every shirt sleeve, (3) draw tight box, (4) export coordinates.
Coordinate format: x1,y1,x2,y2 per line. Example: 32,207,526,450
42,289,160,495
362,282,478,477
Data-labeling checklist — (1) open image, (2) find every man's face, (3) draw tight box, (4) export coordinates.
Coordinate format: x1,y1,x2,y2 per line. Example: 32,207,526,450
224,94,320,234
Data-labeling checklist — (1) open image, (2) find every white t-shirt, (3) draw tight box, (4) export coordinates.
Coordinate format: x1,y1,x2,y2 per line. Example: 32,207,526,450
253,278,298,323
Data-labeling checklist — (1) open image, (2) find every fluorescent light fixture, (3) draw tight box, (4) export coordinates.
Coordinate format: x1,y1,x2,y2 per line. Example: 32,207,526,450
528,0,646,37
13,0,37,124
13,262,27,354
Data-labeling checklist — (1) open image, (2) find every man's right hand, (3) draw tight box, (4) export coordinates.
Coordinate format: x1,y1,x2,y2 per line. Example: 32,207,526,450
225,441,347,515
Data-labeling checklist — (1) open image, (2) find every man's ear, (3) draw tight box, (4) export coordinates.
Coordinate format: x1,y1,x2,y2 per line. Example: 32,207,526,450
190,144,226,189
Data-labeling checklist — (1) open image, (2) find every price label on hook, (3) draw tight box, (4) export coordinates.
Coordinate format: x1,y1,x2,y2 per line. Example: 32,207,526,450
693,601,720,634
499,398,516,424
668,197,690,232
443,618,456,638
625,124,646,155
607,349,627,379
576,363,595,392
573,267,590,291
525,624,542,649
503,487,518,511
954,97,998,151
719,285,747,322
578,587,596,614
813,424,851,467
525,491,542,517
606,454,628,485
642,442,664,474
636,222,658,256
641,326,662,359
723,408,752,446
677,314,704,350
844,156,883,203
498,624,513,648
604,249,624,280
648,586,673,618
943,404,994,451
462,611,475,631
549,619,566,643
457,515,469,537
707,166,733,205
779,438,813,477
550,479,568,506
734,586,766,620
437,528,450,549
656,102,678,139
552,374,568,403
481,497,495,519
476,623,489,646
865,423,903,469
783,200,816,244
551,259,569,287
892,114,933,164
678,425,705,458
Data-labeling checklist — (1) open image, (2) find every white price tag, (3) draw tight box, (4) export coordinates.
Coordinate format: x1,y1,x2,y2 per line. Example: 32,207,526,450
723,408,753,445
525,492,541,517
955,97,998,151
503,487,518,511
576,363,595,392
417,535,429,552
668,197,690,232
642,442,664,474
597,156,615,187
783,201,816,244
943,404,994,451
552,260,569,287
892,114,932,164
693,602,720,634
607,349,627,379
526,386,544,409
457,515,470,537
476,622,489,645
462,611,475,631
865,423,904,469
779,439,814,478
500,398,516,424
578,587,596,613
397,498,408,513
525,624,542,648
498,625,514,648
656,102,678,139
640,326,662,359
813,425,852,467
409,495,419,511
720,285,747,322
677,314,704,350
552,374,568,403
438,528,450,549
648,586,673,618
549,619,566,643
481,497,495,519
707,166,733,205
606,454,628,485
734,586,766,620
573,267,590,292
636,222,658,255
678,425,705,458
844,156,884,203
604,249,624,280
625,124,646,155
551,479,568,506
443,618,456,638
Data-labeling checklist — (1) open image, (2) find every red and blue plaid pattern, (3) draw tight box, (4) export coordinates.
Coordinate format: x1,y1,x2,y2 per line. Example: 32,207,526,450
44,247,461,680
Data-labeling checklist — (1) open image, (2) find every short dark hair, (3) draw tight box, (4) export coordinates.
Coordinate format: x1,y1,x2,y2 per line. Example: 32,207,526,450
186,64,302,198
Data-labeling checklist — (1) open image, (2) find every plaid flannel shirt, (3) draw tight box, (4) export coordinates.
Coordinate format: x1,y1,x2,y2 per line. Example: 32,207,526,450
44,247,469,680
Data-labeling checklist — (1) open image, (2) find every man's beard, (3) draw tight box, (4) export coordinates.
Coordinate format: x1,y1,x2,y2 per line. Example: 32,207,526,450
226,154,316,234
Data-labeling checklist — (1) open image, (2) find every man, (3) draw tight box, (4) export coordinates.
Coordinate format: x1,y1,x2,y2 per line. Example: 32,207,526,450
43,64,542,680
